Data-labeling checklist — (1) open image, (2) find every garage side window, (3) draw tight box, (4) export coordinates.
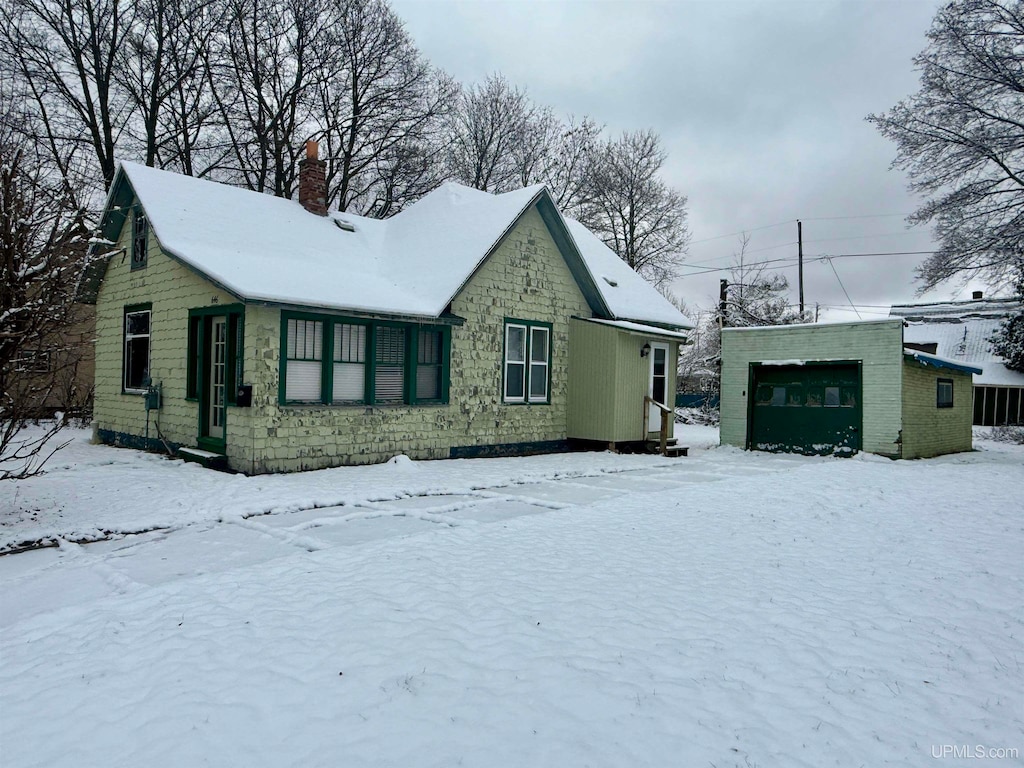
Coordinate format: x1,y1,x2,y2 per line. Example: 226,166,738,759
937,378,953,408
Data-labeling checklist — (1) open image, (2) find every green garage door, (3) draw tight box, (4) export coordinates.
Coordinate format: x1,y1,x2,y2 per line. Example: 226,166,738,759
749,363,861,456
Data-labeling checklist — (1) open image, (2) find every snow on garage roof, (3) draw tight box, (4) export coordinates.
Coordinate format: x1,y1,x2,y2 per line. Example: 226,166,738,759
102,162,691,329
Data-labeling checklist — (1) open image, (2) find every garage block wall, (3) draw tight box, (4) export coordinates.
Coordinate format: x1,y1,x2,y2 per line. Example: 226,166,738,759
720,320,905,456
900,362,973,459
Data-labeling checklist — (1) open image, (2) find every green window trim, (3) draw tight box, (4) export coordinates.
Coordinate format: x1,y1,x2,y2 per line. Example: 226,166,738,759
502,318,552,405
131,207,148,270
937,378,954,408
186,304,245,405
278,311,450,407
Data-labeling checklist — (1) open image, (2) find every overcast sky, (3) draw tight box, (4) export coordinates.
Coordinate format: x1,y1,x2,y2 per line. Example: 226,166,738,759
390,0,991,321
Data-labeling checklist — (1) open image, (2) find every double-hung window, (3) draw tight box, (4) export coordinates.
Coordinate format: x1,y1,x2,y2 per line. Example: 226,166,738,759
503,320,550,403
285,318,323,402
416,329,443,401
333,323,366,402
374,326,406,403
123,306,151,392
280,312,448,406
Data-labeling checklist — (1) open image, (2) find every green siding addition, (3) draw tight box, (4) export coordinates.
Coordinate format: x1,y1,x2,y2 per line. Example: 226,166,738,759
567,318,677,443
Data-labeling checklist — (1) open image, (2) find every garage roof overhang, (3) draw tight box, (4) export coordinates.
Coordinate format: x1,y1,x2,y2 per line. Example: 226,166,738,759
904,350,983,376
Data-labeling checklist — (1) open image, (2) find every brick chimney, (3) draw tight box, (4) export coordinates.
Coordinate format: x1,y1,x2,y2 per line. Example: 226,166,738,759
298,140,327,216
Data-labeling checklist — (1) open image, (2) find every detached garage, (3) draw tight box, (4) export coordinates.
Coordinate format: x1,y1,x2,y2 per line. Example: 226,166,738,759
720,319,979,459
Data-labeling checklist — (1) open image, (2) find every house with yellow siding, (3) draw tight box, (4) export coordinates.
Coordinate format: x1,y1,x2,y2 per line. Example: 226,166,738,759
77,143,691,473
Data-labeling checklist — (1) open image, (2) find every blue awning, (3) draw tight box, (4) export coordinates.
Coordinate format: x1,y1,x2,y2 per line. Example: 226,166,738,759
904,351,983,376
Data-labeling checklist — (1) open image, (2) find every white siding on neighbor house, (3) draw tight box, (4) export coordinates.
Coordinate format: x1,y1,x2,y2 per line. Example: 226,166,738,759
720,320,905,457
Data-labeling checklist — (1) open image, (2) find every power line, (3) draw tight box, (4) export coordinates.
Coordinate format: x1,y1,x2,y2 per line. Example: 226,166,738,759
677,249,937,278
800,213,910,223
687,212,912,248
688,219,794,247
824,256,861,319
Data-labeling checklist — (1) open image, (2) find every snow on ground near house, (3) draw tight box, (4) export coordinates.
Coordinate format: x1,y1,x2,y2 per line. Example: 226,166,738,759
1,427,1022,767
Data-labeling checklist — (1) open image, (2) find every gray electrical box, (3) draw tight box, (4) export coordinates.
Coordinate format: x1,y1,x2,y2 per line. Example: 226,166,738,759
144,383,161,411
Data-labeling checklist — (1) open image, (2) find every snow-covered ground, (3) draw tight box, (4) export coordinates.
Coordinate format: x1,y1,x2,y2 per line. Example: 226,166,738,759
1,425,1021,767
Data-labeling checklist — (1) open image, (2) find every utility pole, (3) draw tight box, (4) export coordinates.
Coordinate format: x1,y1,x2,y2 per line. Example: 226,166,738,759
719,279,729,330
815,302,820,323
797,219,805,317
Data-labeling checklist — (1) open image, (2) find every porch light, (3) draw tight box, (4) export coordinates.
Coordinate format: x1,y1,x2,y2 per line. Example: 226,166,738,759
640,342,651,358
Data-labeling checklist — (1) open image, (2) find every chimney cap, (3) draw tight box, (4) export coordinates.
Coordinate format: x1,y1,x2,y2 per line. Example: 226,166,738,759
305,140,319,161
972,290,983,300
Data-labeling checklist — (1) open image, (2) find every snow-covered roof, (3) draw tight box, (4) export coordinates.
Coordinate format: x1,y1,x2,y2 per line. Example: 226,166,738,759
893,305,1024,388
890,297,1021,321
96,162,691,329
581,317,690,341
563,219,694,328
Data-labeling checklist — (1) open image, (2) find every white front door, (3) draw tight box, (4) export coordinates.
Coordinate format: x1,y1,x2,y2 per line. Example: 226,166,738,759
648,342,670,431
206,316,227,437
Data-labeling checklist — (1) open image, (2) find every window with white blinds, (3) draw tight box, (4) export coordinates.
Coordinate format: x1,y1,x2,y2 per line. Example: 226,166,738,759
280,313,448,406
285,318,322,402
374,326,405,402
333,323,366,402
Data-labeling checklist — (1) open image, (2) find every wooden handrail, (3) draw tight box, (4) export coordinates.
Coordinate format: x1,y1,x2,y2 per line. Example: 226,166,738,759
643,395,672,455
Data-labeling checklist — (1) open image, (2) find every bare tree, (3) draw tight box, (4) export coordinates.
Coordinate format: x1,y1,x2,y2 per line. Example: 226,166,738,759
315,0,455,215
541,115,601,212
678,235,805,402
446,74,539,193
579,129,689,288
868,0,1024,292
0,0,135,191
211,0,326,197
114,0,227,175
0,112,89,480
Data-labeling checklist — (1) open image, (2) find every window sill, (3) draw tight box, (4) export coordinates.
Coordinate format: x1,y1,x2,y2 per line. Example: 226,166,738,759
280,402,450,409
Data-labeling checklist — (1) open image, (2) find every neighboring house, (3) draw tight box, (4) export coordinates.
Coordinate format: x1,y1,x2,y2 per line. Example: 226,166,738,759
720,319,979,459
890,294,1023,426
77,144,692,474
9,302,95,420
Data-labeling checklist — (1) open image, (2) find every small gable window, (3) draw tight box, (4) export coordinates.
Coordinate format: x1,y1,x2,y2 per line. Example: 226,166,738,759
123,306,151,392
937,378,953,408
131,208,148,270
503,319,551,404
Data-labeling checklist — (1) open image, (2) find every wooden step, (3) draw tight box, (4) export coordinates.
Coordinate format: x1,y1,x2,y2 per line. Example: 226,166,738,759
178,447,230,472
